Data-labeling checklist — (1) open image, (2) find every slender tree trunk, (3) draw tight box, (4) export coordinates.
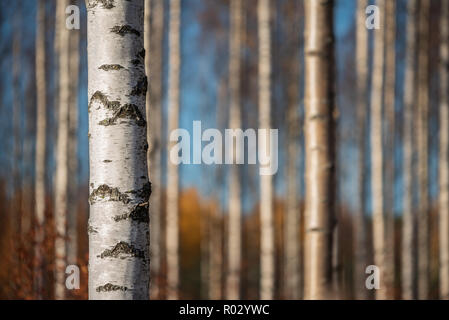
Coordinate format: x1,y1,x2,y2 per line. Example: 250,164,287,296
226,0,242,300
402,0,418,300
209,80,226,300
86,0,150,300
258,0,274,300
354,0,369,300
303,0,335,300
54,0,70,300
167,0,181,300
67,1,80,267
34,0,47,299
439,0,449,300
145,0,164,300
417,0,430,300
384,0,396,299
284,7,301,299
370,0,387,300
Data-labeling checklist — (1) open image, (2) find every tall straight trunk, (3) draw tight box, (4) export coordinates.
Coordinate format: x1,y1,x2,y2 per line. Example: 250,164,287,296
86,0,150,300
284,6,300,299
167,0,181,300
417,0,430,300
439,0,449,300
67,2,80,266
258,0,274,300
144,0,164,300
402,0,418,300
54,0,70,300
354,0,369,300
34,0,46,299
384,0,396,299
303,0,335,300
12,2,22,242
370,0,387,300
209,80,226,300
226,0,242,300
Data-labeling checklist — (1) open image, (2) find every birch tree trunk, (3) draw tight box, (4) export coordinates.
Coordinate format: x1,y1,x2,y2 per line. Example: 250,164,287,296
54,0,70,300
34,0,46,299
354,0,369,300
417,0,430,300
384,0,396,299
145,0,164,300
258,0,274,300
284,6,300,299
67,3,80,266
370,0,387,300
166,0,181,300
439,0,449,300
226,0,242,300
86,0,150,300
402,0,418,300
303,0,335,300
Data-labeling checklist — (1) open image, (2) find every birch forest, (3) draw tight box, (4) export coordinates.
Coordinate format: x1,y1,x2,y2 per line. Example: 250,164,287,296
0,0,449,301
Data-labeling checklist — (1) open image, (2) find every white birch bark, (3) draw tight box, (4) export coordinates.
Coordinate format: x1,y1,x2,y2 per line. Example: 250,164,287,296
258,0,274,300
402,0,418,300
166,0,181,300
370,0,387,300
54,0,70,300
226,0,242,300
86,0,150,300
439,0,449,300
34,0,46,299
303,0,336,300
145,0,164,299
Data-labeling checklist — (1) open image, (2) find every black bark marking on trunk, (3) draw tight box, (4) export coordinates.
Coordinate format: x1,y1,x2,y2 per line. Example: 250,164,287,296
88,91,120,113
88,225,98,234
99,64,125,71
98,104,146,127
96,283,128,292
126,181,151,202
114,202,149,223
89,184,130,205
103,160,112,163
111,25,140,37
87,0,115,9
130,76,148,96
99,241,145,259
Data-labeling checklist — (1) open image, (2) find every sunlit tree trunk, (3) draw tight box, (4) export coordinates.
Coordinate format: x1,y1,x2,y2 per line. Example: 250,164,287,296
145,0,164,300
226,0,242,300
67,2,80,267
34,0,47,299
166,0,181,300
258,0,274,300
439,0,449,300
86,0,150,300
54,0,70,300
370,0,387,300
417,0,430,300
384,0,396,299
303,0,335,300
354,0,369,300
402,0,418,300
284,6,300,299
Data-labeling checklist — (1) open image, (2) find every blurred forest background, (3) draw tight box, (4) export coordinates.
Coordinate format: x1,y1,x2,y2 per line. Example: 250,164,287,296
0,0,448,300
